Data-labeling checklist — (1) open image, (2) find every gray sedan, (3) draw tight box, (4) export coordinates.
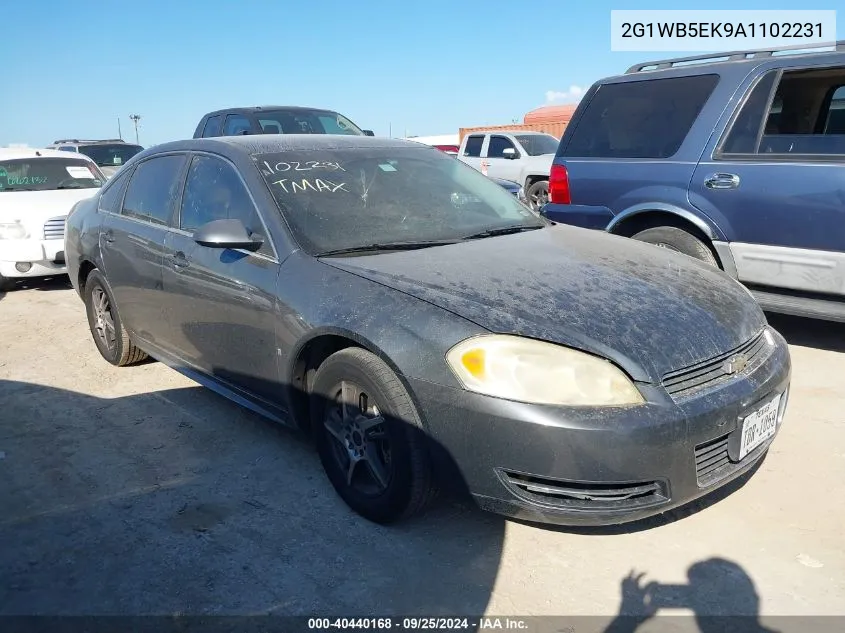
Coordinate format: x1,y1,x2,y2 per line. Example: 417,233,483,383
64,136,791,526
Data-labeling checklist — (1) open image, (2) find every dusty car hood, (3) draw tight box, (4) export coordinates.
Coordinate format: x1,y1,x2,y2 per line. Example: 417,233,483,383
323,225,767,382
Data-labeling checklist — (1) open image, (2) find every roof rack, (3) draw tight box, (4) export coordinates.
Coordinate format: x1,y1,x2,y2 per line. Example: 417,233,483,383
51,138,128,145
626,40,845,74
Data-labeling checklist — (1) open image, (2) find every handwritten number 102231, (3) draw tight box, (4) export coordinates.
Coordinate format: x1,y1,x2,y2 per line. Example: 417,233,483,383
263,160,345,174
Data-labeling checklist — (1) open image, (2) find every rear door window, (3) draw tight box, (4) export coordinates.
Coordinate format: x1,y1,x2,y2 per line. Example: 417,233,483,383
563,75,719,158
98,168,132,213
825,85,845,134
202,115,224,137
463,135,484,157
222,114,252,136
487,135,518,158
720,66,845,157
121,155,186,226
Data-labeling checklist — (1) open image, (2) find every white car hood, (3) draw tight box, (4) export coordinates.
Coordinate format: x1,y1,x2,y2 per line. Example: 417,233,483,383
0,189,98,236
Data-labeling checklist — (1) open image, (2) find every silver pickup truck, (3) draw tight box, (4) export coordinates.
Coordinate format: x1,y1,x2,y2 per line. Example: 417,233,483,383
457,131,559,210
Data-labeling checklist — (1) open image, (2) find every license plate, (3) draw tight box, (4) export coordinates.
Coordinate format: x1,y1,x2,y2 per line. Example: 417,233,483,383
739,394,781,460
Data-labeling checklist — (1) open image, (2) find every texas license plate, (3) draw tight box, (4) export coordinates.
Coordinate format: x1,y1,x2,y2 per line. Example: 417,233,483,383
739,394,782,460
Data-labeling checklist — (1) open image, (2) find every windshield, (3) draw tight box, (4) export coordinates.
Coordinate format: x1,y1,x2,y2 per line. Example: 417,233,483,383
256,109,365,136
514,134,560,156
78,143,143,167
0,157,104,191
255,146,544,255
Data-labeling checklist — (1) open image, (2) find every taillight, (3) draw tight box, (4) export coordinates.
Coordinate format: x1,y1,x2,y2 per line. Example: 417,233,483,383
549,164,571,204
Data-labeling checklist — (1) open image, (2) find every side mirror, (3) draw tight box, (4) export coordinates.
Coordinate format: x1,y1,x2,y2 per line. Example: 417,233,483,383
502,148,518,159
193,218,263,252
363,129,375,137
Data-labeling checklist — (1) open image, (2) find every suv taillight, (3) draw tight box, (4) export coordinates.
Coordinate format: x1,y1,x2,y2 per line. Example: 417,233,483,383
549,164,571,204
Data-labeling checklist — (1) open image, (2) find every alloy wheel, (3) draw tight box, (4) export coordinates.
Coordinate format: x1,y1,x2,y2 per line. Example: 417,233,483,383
91,286,117,352
323,380,392,496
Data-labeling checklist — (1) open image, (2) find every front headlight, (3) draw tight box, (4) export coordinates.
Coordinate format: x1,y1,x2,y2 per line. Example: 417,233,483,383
446,335,644,406
0,221,28,240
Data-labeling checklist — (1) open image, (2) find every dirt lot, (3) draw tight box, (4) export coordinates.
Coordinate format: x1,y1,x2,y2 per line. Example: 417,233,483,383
1,277,844,625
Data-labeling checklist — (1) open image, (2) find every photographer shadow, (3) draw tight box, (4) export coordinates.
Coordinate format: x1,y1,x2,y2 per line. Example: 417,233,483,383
605,559,778,633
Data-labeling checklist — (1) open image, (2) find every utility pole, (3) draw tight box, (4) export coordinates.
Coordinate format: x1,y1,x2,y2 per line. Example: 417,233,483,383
129,114,142,144
117,117,123,140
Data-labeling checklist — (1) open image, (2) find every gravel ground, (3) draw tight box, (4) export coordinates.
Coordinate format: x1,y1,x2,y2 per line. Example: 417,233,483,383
1,277,843,628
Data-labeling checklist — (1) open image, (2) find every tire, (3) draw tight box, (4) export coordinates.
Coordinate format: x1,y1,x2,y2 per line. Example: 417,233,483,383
83,270,148,366
0,274,15,292
526,180,549,211
631,226,718,267
310,347,436,524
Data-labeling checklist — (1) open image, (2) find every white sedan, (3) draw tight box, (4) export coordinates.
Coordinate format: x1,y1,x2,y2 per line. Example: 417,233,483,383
0,148,105,290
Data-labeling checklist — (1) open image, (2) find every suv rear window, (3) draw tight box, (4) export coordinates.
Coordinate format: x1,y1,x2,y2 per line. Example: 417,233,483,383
78,143,143,168
563,75,719,159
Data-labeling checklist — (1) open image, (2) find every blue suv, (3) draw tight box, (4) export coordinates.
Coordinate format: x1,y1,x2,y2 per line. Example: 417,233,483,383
543,41,845,322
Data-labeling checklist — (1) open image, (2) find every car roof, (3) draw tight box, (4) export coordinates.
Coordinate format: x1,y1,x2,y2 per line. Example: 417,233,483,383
202,106,343,118
49,139,136,146
0,147,98,161
139,135,432,158
466,130,550,136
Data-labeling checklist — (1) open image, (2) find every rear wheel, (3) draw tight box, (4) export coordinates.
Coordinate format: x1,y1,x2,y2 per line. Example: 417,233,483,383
310,347,436,524
83,270,148,366
631,226,718,267
526,180,549,211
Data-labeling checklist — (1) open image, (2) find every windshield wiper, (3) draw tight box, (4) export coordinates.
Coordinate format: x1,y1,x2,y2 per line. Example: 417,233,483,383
316,239,462,257
0,187,38,192
461,225,544,240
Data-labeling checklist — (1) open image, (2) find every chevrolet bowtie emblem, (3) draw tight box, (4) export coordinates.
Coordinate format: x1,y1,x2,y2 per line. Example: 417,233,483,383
722,354,748,375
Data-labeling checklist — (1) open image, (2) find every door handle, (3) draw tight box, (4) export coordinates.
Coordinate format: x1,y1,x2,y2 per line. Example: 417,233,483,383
169,251,190,270
102,230,115,243
704,173,740,190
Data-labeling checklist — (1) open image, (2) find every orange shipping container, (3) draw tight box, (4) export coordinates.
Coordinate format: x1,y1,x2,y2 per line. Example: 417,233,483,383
459,104,577,143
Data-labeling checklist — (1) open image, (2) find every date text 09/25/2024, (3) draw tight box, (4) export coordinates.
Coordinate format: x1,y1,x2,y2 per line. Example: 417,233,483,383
307,618,574,631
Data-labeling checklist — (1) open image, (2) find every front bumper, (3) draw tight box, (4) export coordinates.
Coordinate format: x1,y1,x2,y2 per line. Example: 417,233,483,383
0,239,66,279
410,328,791,526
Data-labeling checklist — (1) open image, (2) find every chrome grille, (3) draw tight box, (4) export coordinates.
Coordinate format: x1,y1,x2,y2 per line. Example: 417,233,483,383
43,216,66,240
662,330,770,400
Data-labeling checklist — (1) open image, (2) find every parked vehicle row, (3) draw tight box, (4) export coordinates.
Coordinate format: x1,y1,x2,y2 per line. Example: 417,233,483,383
457,131,559,210
64,134,791,527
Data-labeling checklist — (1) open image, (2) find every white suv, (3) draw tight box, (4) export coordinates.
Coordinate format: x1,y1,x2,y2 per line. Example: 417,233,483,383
0,148,105,291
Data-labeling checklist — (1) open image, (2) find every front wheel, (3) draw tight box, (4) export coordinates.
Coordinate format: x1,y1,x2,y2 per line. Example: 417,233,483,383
310,348,436,524
631,226,718,267
83,270,148,366
526,180,549,211
0,274,15,292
